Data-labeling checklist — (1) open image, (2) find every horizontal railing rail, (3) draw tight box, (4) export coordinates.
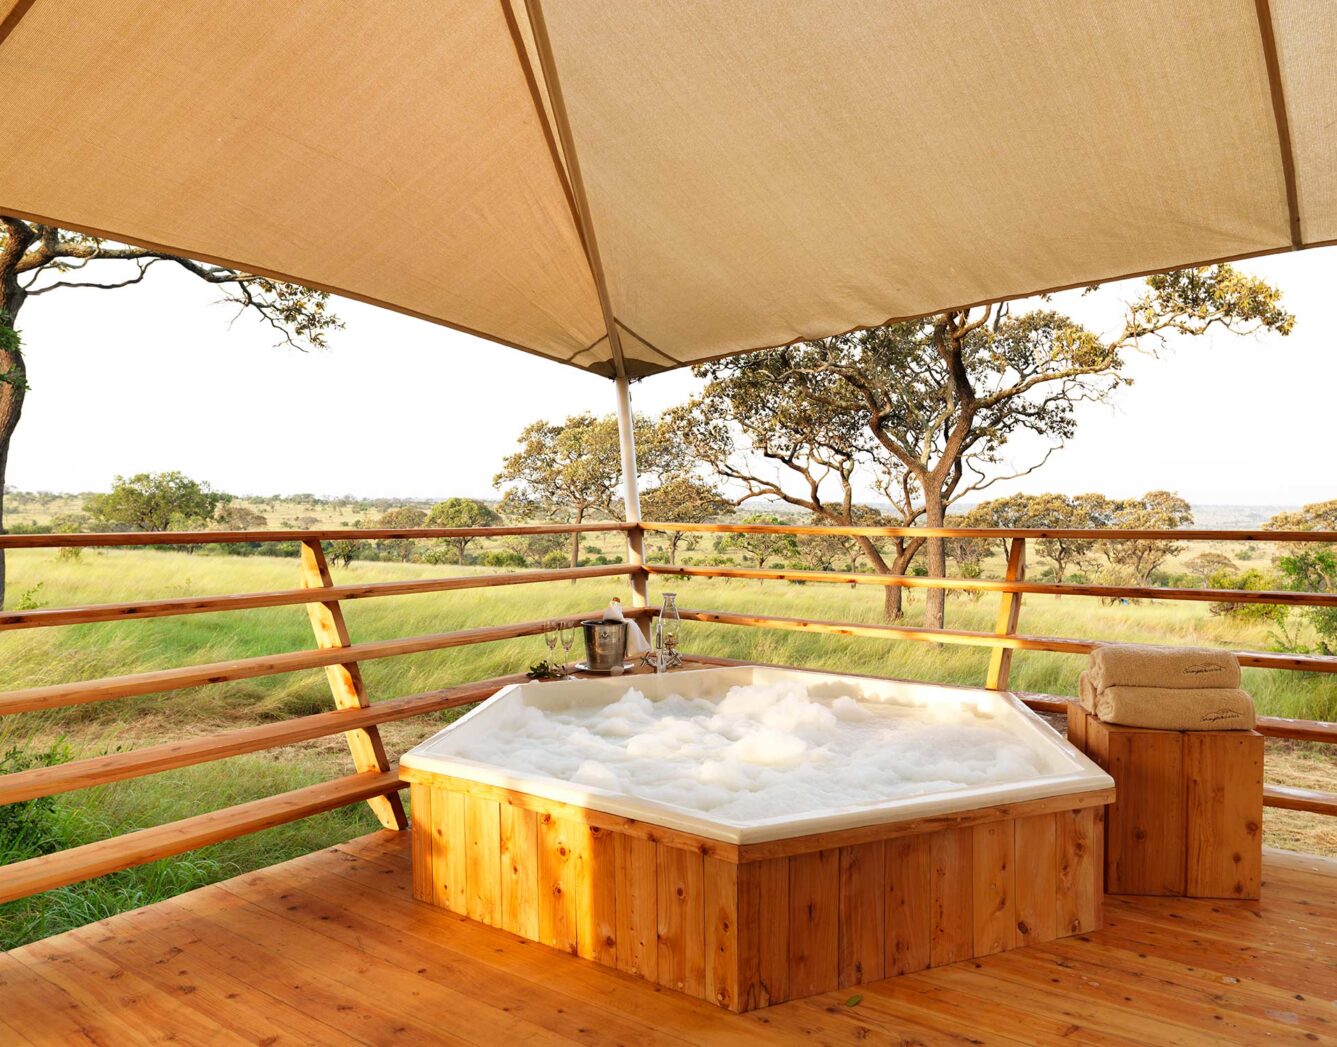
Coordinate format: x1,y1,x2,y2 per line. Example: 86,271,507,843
642,521,1337,542
647,563,1337,608
0,563,634,631
0,519,1334,907
0,521,631,549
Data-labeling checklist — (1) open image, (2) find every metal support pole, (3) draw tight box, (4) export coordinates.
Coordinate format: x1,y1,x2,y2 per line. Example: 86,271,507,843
614,376,650,638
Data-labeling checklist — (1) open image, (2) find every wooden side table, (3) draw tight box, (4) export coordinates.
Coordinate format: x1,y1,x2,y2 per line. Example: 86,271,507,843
1067,706,1262,899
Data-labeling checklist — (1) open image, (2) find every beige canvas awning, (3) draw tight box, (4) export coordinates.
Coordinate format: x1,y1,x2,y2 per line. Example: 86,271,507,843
0,0,1331,379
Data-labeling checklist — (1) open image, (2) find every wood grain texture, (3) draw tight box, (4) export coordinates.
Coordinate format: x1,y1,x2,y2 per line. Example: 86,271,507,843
464,795,502,924
538,815,579,955
1056,807,1102,934
409,784,434,904
436,788,468,915
656,844,705,995
703,856,739,1010
613,833,657,980
1098,721,1187,895
884,835,932,976
1013,813,1058,945
738,856,789,1010
300,538,406,831
985,537,1026,690
971,820,1016,956
788,849,839,998
1185,731,1263,899
929,828,974,968
577,826,618,966
10,831,1329,1044
499,803,540,938
837,841,885,988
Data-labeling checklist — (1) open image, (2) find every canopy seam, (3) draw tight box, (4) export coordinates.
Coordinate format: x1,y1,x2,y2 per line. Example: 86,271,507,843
1253,0,1303,249
523,0,629,381
0,0,37,49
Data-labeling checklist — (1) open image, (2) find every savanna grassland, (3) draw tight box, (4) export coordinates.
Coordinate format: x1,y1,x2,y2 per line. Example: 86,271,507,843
1,537,1333,948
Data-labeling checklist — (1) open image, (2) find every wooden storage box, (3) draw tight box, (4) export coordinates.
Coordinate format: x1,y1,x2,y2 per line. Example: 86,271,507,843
405,771,1108,1012
1067,706,1263,899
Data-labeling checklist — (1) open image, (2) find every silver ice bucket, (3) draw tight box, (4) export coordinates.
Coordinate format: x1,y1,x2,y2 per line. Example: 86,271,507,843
581,619,628,672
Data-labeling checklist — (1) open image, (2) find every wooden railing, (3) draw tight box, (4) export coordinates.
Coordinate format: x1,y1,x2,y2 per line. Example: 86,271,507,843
0,518,1334,908
0,522,634,904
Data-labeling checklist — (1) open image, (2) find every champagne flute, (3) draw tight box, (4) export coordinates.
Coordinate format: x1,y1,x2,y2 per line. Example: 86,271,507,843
559,621,576,675
544,619,559,666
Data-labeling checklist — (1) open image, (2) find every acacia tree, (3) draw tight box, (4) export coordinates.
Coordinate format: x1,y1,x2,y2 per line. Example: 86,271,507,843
679,266,1291,628
639,476,731,565
0,218,340,605
84,471,228,531
668,375,927,620
426,497,499,563
966,492,1102,583
494,413,666,568
1093,490,1194,585
717,515,799,569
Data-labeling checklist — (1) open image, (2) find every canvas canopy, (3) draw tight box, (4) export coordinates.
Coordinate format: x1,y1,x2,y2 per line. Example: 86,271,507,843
0,0,1331,379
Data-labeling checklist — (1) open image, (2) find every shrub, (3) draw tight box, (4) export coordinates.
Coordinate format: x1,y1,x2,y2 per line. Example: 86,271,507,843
541,550,569,569
482,550,526,568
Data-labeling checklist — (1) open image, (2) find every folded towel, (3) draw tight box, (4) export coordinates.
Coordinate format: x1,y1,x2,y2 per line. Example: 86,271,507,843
1094,685,1255,731
1089,644,1240,691
1078,670,1098,713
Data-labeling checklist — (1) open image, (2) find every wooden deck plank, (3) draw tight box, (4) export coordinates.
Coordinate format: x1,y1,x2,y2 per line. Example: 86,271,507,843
6,831,1337,1046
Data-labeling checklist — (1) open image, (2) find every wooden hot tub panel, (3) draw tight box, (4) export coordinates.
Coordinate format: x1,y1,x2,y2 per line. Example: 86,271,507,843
404,770,1109,1012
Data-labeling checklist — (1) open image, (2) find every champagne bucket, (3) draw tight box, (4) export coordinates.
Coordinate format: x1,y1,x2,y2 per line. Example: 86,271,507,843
581,620,628,671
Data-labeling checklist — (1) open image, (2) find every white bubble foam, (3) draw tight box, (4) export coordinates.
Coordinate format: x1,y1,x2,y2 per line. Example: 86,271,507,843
459,681,1046,822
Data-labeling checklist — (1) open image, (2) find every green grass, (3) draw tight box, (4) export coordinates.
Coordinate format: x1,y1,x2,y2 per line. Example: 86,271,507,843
0,545,1333,949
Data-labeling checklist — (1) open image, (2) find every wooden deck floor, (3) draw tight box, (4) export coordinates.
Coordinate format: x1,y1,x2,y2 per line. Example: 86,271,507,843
2,832,1334,1046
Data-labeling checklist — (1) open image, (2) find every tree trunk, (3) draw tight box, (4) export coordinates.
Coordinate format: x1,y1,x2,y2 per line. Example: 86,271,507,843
852,534,915,623
923,489,947,630
0,221,34,611
668,533,680,566
570,508,584,570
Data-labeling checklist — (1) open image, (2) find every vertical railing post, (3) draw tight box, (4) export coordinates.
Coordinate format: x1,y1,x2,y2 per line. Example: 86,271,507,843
299,538,408,830
985,537,1027,691
614,375,650,639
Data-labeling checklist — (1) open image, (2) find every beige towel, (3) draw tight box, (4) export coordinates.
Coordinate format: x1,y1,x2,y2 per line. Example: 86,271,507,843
1078,670,1098,713
1089,644,1240,691
1094,685,1255,731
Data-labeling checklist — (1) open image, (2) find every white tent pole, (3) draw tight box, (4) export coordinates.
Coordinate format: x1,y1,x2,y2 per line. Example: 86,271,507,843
614,376,650,634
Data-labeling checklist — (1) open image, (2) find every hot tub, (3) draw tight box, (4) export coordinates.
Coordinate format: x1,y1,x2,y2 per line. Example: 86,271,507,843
401,666,1113,1011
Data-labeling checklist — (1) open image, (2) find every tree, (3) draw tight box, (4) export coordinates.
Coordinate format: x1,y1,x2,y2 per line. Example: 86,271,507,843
1096,490,1194,585
1184,552,1236,583
375,506,428,562
494,413,666,568
1266,500,1337,654
678,265,1291,629
966,492,1100,583
215,503,268,530
0,218,341,604
795,519,860,572
84,472,228,532
639,477,731,565
426,497,500,564
668,380,927,621
716,515,799,569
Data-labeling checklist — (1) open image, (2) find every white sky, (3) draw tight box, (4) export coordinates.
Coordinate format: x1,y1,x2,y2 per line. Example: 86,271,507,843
10,246,1334,506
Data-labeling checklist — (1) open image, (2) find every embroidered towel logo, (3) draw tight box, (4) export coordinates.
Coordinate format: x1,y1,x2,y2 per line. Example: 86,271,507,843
1182,662,1226,677
1201,708,1245,723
